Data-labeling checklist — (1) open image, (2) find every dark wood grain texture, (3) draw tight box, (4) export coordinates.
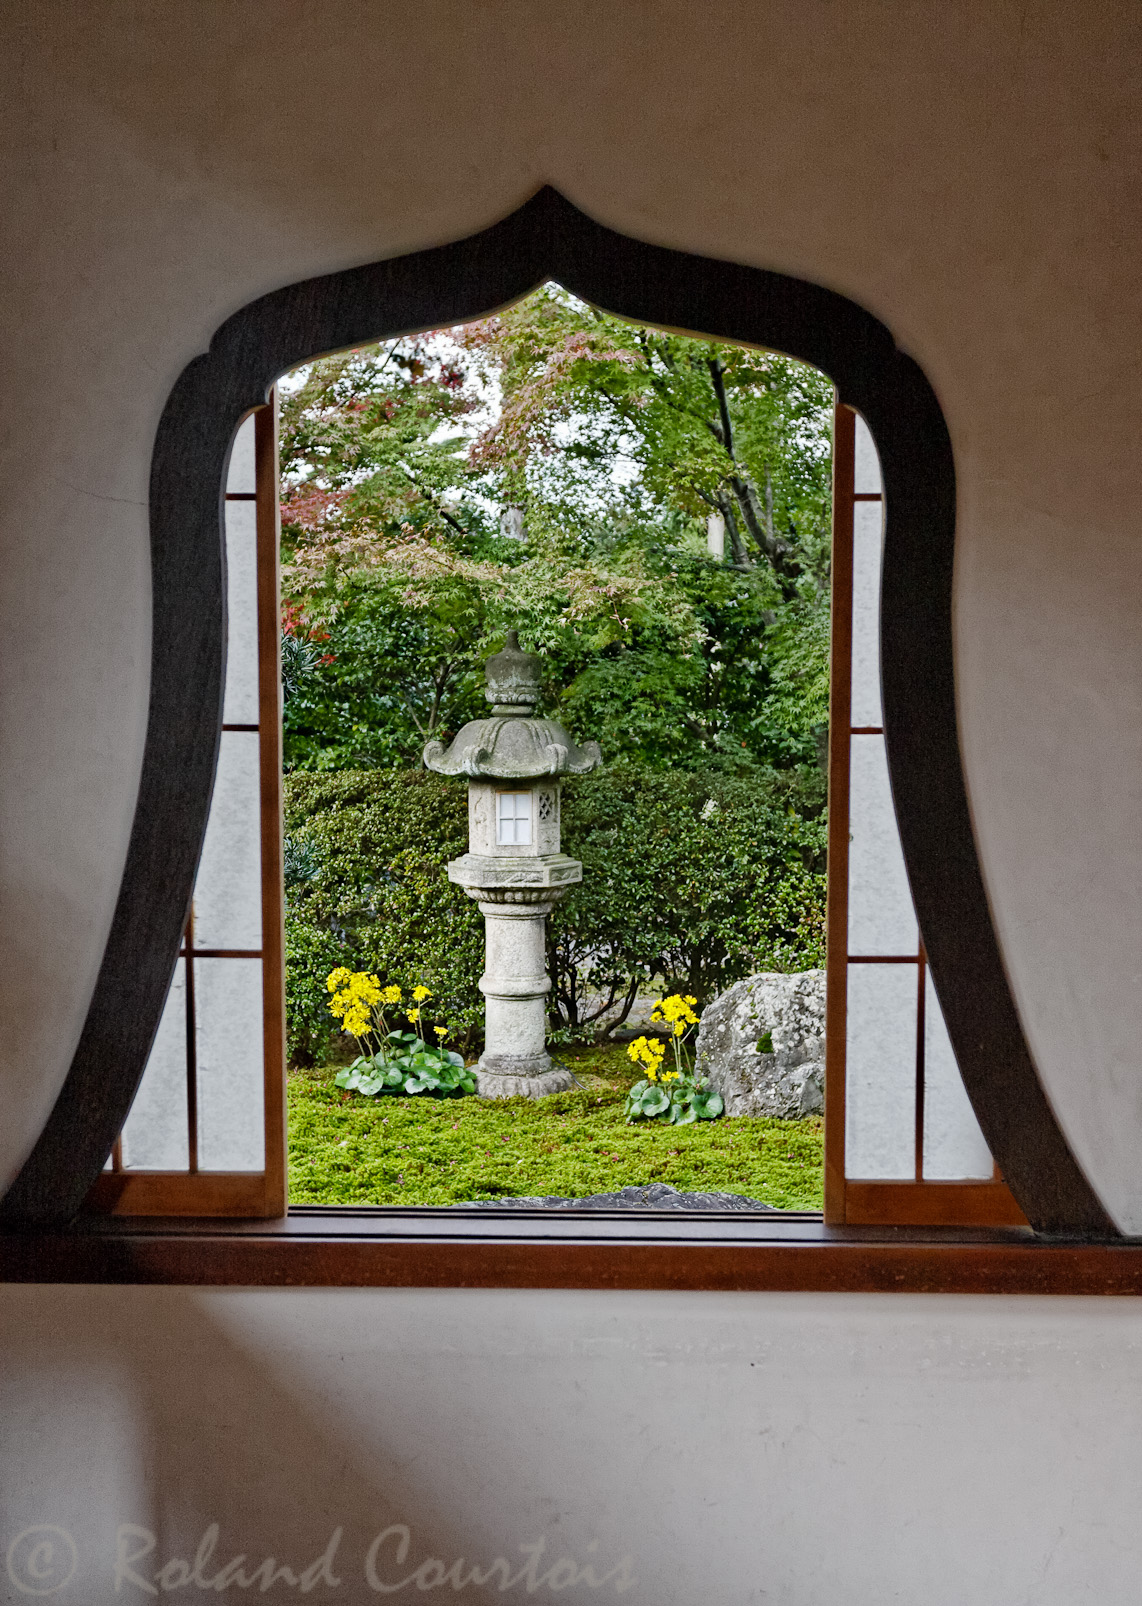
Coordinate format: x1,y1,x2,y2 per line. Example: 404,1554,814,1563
823,405,855,1223
0,186,1112,1237
2,1214,1139,1293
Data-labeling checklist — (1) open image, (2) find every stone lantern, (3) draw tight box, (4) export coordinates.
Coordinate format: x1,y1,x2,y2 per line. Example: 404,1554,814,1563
423,632,602,1097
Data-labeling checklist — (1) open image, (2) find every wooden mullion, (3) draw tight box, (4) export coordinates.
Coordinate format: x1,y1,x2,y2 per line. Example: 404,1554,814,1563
185,948,264,960
914,943,927,1182
843,1181,1028,1228
824,400,855,1223
256,396,288,1217
86,1171,273,1217
184,910,199,1174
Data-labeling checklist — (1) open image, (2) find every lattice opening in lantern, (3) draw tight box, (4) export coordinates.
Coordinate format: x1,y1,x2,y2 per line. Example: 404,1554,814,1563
496,790,533,846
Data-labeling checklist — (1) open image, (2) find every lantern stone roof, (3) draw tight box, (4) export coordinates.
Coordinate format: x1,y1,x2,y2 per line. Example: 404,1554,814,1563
422,630,603,780
424,715,602,780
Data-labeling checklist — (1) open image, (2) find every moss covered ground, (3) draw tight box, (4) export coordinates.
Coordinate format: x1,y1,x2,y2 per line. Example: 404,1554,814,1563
288,1042,823,1209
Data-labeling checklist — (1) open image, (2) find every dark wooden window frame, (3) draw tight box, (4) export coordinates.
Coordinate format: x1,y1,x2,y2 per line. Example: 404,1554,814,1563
1,188,1121,1289
824,404,1027,1229
88,403,289,1219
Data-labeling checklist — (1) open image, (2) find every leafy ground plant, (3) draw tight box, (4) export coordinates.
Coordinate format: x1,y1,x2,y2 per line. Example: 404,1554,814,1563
327,969,476,1098
624,996,723,1124
289,1043,822,1209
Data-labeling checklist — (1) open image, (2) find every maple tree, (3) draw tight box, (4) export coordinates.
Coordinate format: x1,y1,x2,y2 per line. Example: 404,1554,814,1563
278,287,833,772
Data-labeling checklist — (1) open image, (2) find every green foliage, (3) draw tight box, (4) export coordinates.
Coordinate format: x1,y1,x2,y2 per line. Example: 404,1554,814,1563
335,1035,476,1098
624,1073,724,1125
288,1043,823,1209
283,770,484,1064
463,286,833,581
278,285,834,774
552,763,826,1032
283,764,826,1062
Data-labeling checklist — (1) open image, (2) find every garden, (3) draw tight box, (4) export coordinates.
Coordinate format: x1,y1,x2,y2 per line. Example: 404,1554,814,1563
279,285,832,1210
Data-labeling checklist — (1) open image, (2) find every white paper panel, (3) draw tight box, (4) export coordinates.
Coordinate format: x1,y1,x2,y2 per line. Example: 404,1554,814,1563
222,499,260,725
120,960,189,1170
922,971,994,1179
193,731,262,950
848,734,918,955
854,413,882,494
850,500,884,728
846,962,917,1179
225,413,257,494
195,958,266,1171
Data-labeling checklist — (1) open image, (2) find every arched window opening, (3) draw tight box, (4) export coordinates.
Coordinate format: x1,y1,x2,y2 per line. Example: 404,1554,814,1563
95,300,1017,1228
8,190,1103,1236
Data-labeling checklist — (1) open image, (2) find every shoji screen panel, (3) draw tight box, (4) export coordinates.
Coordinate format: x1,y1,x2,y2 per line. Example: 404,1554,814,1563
824,404,1024,1227
92,404,287,1216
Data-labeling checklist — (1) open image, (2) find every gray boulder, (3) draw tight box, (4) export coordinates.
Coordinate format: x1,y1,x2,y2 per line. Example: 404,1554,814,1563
695,971,825,1119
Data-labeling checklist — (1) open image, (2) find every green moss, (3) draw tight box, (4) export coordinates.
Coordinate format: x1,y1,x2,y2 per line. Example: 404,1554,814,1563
288,1043,823,1210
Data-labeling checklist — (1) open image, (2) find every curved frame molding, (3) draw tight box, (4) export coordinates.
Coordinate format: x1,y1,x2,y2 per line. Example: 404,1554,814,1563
1,188,1113,1234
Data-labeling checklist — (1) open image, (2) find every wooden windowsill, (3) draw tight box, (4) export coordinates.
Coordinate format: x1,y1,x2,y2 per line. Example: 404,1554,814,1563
2,1207,1140,1294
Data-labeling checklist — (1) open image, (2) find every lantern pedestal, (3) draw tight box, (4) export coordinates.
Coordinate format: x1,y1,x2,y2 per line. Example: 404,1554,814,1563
470,890,574,1097
450,858,582,1097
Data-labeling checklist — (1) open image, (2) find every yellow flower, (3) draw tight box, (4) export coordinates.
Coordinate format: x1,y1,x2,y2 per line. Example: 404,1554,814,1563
381,984,402,1005
327,967,352,994
413,984,432,1002
434,1026,448,1039
407,1008,420,1024
627,1035,666,1077
654,993,698,1029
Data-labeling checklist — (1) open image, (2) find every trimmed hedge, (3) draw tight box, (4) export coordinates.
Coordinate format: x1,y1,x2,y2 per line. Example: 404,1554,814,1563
283,764,826,1064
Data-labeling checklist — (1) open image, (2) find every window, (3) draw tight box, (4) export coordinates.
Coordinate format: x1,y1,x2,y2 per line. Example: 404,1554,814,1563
496,792,533,847
823,406,1024,1227
89,404,288,1218
8,188,1107,1245
90,394,1019,1229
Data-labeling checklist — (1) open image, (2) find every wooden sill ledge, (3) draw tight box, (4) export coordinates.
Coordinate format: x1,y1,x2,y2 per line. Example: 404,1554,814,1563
3,1207,1141,1294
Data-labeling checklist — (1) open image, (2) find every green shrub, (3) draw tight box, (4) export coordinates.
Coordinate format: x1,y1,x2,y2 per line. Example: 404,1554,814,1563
283,764,825,1063
283,769,484,1063
552,763,826,1030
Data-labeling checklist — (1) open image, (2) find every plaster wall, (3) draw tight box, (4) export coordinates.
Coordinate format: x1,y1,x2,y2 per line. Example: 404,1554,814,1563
2,0,1139,1215
1,6,1141,1599
4,1285,1142,1605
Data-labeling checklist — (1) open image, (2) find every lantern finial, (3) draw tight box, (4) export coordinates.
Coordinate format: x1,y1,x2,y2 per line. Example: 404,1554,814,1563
485,629,542,714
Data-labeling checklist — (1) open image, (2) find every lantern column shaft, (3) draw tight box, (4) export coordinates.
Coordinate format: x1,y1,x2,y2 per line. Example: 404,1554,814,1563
475,898,558,1093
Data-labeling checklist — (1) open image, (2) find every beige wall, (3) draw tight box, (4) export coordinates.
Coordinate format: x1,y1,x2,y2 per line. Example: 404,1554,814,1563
5,1285,1142,1605
4,0,1139,1213
1,8,1141,1599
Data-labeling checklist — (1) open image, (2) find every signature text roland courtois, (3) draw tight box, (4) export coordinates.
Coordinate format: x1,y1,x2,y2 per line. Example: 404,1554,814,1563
5,1523,636,1597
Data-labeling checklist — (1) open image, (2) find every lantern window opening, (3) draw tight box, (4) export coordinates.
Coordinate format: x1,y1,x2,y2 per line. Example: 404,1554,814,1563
496,790,533,846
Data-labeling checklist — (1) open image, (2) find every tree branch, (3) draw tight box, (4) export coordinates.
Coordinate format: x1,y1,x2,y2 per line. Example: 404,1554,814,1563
398,464,472,539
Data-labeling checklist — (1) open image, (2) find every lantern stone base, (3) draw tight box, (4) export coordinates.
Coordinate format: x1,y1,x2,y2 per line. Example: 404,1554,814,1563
475,1063,575,1099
